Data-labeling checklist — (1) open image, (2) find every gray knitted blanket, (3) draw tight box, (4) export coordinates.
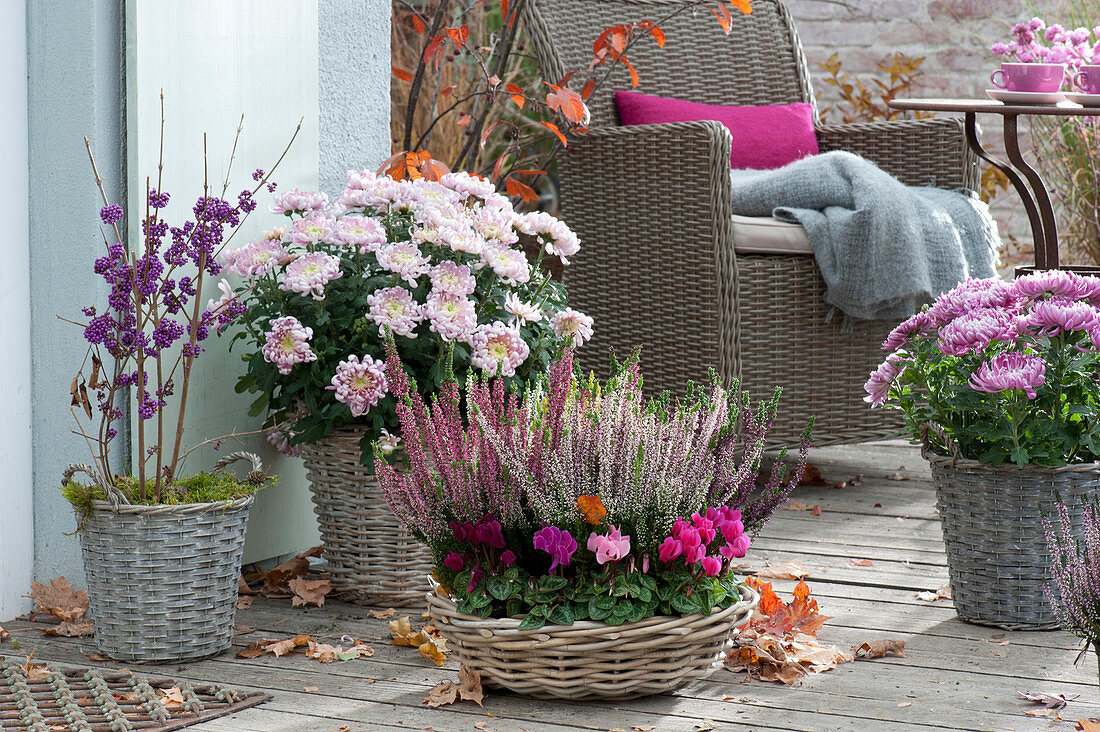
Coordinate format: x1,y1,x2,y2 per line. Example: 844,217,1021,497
729,151,999,321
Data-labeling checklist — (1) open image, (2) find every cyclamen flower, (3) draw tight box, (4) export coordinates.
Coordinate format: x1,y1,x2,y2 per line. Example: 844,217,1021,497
367,287,422,338
701,556,723,577
658,536,683,563
376,241,430,285
936,307,1017,356
551,308,594,347
428,261,476,297
1024,299,1099,337
262,316,317,375
271,188,328,214
882,310,934,351
968,352,1046,400
222,239,290,277
424,292,478,343
281,251,343,299
863,353,907,407
587,525,631,564
335,216,387,253
326,354,387,417
504,293,542,327
532,526,578,574
480,244,530,285
470,322,530,377
444,552,464,572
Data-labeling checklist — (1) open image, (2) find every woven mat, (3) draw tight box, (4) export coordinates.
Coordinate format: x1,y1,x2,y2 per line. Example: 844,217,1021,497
0,656,269,731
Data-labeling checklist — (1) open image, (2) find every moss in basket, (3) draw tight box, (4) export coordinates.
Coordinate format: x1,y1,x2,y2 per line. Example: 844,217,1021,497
62,471,273,514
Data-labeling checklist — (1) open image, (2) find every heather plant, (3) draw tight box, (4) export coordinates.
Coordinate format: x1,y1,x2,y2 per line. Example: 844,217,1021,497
228,171,592,460
1044,498,1100,691
66,110,294,505
378,345,811,629
866,271,1100,467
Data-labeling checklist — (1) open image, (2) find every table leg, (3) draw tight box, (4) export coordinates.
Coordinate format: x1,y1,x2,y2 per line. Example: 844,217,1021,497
1001,113,1061,270
963,112,1050,268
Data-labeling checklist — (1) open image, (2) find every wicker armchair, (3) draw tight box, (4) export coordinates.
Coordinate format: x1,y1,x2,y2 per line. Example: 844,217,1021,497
523,0,979,446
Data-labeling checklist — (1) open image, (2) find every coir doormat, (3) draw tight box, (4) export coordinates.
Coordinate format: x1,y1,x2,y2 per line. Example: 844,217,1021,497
0,656,269,731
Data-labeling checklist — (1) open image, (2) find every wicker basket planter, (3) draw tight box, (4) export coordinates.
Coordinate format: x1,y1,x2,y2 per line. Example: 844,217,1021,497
78,496,253,662
426,584,758,700
300,426,433,607
926,447,1100,630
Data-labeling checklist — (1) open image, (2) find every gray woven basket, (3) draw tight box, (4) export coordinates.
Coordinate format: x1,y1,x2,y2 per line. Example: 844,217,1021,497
923,427,1100,630
300,426,433,608
78,495,253,662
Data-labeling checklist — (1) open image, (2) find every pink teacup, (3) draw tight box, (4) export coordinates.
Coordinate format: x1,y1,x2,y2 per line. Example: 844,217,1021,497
991,62,1066,93
1073,65,1100,95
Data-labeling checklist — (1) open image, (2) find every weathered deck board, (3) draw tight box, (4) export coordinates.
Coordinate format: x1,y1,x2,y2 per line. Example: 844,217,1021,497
5,442,1100,731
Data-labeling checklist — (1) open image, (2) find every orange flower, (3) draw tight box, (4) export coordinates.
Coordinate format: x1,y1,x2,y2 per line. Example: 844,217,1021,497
576,494,606,525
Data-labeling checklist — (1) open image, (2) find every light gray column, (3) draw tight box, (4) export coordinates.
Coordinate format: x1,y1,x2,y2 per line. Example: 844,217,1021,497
26,0,126,586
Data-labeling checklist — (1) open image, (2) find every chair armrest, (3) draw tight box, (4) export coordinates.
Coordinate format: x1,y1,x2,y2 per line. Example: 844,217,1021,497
815,117,978,190
557,120,740,392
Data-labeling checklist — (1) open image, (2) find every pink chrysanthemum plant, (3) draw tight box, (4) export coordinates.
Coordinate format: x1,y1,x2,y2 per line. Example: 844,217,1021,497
227,171,592,460
866,271,1100,467
377,342,812,629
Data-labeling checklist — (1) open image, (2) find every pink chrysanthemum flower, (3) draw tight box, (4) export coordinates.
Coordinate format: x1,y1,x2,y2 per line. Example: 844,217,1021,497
376,241,430,285
271,188,328,215
504,293,542,327
442,228,485,256
551,308,594,347
1077,275,1100,307
1013,270,1085,301
480,244,530,285
1023,299,1100,337
882,310,935,351
428,261,476,297
470,322,530,377
222,239,291,278
281,251,343,300
474,205,520,247
366,286,422,338
968,352,1046,400
205,278,236,315
327,354,388,417
440,171,496,200
424,292,478,343
289,214,339,247
863,353,907,406
261,316,318,375
335,216,387,253
929,277,1016,325
266,427,302,458
516,210,582,264
936,307,1017,356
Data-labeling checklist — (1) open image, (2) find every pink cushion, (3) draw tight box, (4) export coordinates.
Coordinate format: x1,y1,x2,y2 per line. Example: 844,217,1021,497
613,89,819,170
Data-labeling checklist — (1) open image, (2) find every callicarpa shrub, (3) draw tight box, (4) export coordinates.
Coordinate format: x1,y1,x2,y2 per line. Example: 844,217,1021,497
1044,498,1100,691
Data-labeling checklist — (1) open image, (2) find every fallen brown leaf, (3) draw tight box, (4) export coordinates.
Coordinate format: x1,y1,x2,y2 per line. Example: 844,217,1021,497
474,723,495,732
234,625,256,636
1026,708,1051,717
915,585,952,602
22,661,50,683
237,641,266,659
391,616,448,665
306,641,341,663
369,608,396,619
0,626,10,642
289,578,331,608
88,653,110,662
260,547,322,595
1076,719,1100,731
303,686,319,692
885,472,910,481
810,505,822,516
236,596,254,610
632,725,656,731
780,500,814,511
266,638,301,657
897,702,912,708
28,577,89,623
847,559,874,567
158,687,184,708
1018,690,1076,709
756,561,811,580
853,640,907,659
238,575,257,596
43,620,93,637
796,464,828,486
423,665,484,707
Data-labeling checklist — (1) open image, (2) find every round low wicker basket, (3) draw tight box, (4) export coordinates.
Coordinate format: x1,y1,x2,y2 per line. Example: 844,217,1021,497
78,496,253,663
923,425,1100,630
301,426,433,608
427,584,759,700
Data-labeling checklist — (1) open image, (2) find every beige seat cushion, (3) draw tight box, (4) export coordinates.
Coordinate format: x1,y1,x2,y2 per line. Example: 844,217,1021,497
731,214,812,255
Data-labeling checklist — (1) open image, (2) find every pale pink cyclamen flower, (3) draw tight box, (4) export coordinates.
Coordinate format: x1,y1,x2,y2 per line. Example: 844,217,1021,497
1013,269,1085,301
266,427,302,458
882,310,935,351
428,261,476,297
335,216,387,253
587,526,631,564
222,239,291,278
863,353,907,407
327,354,388,417
366,286,422,338
261,316,318,375
551,308,594,347
1023,299,1100,337
376,241,431,285
281,251,343,299
929,277,1016,325
470,322,530,377
936,307,1017,356
289,214,339,247
424,292,478,343
271,188,329,215
480,244,530,285
968,352,1047,400
504,293,542,327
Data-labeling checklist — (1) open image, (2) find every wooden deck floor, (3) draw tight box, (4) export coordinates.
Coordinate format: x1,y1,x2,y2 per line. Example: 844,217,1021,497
5,442,1100,731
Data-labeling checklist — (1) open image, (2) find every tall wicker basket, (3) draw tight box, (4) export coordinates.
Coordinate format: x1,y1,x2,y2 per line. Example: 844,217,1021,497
300,426,433,608
924,431,1100,630
427,585,758,700
78,496,253,662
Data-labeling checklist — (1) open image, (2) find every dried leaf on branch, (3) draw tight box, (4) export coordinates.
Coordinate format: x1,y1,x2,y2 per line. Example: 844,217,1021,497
390,616,448,666
424,666,484,708
28,577,89,623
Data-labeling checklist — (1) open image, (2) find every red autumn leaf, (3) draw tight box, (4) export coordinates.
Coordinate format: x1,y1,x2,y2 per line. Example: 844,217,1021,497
423,36,446,65
558,70,577,87
593,25,630,62
729,0,753,15
637,20,665,48
492,152,508,182
479,121,499,150
457,111,473,127
745,576,783,617
500,0,509,23
540,121,568,146
383,150,450,182
757,580,831,638
511,169,548,176
445,25,470,45
622,56,640,87
506,83,526,109
545,85,588,124
392,66,413,83
581,78,596,100
440,85,456,98
504,177,539,203
411,14,426,34
711,3,733,33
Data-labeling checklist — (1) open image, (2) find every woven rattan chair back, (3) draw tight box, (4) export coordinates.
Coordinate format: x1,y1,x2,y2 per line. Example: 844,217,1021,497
523,0,816,127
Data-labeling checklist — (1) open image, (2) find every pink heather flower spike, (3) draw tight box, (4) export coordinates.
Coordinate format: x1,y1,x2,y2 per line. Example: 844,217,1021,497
470,322,530,377
366,286,423,338
968,352,1047,400
281,251,343,299
327,354,388,417
261,316,318,375
551,308,594,347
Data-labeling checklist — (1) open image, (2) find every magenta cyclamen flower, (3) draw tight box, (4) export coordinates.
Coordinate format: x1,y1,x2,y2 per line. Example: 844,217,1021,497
1024,299,1099,337
326,354,387,417
470,322,529,377
863,353,907,407
532,526,578,574
366,287,422,338
968,352,1047,400
281,252,343,300
658,536,683,563
936,307,1017,356
587,526,631,564
701,556,723,577
444,552,464,572
261,316,317,375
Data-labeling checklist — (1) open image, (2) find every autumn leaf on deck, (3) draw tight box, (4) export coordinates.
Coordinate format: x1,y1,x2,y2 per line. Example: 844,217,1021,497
21,660,50,683
289,578,331,608
847,558,874,567
369,607,396,619
258,546,322,596
1017,690,1077,709
28,577,89,623
424,665,484,707
758,580,831,638
238,575,258,596
915,585,952,602
158,687,185,708
852,639,907,659
794,463,828,486
0,626,10,642
43,620,94,637
391,616,448,665
755,560,812,580
305,640,341,663
236,596,254,610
